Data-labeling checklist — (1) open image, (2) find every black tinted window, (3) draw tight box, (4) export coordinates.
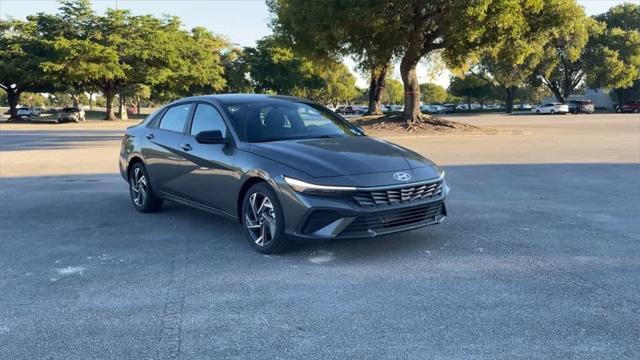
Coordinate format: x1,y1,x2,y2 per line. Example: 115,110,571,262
159,104,192,133
190,104,226,136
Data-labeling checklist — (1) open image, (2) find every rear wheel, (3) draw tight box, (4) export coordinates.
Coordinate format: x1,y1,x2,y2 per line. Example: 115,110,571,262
128,162,163,212
242,182,289,254
634,109,639,113
536,110,541,115
550,110,555,115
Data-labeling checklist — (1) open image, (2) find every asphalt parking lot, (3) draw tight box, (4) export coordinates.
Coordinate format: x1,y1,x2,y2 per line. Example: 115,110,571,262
1,113,639,359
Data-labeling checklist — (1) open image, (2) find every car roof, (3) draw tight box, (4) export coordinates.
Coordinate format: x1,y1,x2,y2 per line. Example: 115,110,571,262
173,93,315,106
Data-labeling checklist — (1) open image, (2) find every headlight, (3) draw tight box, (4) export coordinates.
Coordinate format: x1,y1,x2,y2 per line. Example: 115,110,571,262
284,176,356,196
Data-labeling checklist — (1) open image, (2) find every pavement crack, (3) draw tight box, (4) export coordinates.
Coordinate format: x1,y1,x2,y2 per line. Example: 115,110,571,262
155,237,189,360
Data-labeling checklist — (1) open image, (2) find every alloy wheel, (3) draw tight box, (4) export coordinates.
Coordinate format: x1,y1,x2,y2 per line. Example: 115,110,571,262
244,192,277,247
130,167,148,206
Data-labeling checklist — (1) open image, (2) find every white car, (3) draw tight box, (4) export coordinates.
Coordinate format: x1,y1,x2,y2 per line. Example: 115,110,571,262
16,107,42,119
421,105,445,114
532,103,569,115
387,104,404,112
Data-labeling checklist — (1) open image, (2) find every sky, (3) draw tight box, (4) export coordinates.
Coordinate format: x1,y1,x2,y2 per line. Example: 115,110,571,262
1,0,637,88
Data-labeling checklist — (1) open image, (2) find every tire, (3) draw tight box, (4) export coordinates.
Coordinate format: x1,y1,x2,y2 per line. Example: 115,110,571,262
550,110,555,115
241,182,290,254
536,110,541,115
128,162,163,213
634,109,639,113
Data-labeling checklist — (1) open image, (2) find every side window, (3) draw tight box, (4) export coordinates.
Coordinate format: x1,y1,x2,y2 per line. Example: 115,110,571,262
190,104,227,136
159,103,192,133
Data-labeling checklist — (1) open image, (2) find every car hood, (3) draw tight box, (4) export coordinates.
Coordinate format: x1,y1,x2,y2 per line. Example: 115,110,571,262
249,136,433,178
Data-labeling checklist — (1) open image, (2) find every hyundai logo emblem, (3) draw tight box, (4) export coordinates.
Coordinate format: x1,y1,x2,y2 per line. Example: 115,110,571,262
393,172,411,182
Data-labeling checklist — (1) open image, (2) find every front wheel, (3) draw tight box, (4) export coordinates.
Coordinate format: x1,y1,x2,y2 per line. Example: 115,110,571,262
242,183,290,254
128,162,163,213
550,110,555,115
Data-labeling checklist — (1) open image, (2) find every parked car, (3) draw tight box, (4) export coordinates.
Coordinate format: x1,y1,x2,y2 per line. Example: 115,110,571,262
617,100,640,113
421,105,445,114
356,106,368,115
532,103,569,115
385,104,404,112
442,104,456,113
455,104,470,110
567,100,595,114
16,107,42,119
57,107,86,122
518,104,532,110
119,94,449,253
335,106,358,115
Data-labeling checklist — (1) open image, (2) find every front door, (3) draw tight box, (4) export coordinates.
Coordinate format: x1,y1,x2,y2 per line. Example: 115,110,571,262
172,103,239,214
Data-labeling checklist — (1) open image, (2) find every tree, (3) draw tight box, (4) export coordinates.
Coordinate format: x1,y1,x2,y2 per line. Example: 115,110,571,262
244,36,323,96
420,83,447,104
589,3,640,105
38,1,227,120
222,47,253,93
594,3,640,31
448,76,495,108
299,0,561,126
307,62,358,107
0,19,56,119
382,79,404,105
268,0,398,115
154,26,227,98
534,15,600,103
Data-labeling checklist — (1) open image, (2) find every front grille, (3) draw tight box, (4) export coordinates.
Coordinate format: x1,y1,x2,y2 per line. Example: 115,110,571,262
352,181,443,207
340,202,445,237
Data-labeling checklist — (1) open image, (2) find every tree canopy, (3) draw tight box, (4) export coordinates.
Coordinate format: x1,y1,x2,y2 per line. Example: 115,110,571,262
268,0,398,114
3,0,228,119
420,83,448,104
448,76,496,107
243,37,357,106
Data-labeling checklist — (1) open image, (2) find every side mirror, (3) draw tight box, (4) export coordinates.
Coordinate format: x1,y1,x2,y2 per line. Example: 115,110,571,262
195,130,226,144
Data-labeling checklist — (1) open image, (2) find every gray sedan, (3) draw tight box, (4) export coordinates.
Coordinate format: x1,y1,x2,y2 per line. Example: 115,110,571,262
119,94,449,253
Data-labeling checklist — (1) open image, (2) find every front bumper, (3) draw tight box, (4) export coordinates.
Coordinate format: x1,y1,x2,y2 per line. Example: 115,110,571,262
298,200,446,239
278,176,449,239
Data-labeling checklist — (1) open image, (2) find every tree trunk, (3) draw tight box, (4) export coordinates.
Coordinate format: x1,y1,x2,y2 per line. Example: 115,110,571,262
72,94,79,108
400,50,422,125
104,87,117,120
88,93,94,110
118,94,128,120
6,90,21,120
505,87,515,113
136,97,141,115
367,65,387,115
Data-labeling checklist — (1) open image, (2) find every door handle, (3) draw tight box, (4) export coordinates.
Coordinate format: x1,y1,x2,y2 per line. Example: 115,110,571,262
180,143,192,152
146,133,154,140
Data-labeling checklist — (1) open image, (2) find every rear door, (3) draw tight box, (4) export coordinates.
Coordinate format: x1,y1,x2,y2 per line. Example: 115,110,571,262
141,102,193,195
172,102,239,213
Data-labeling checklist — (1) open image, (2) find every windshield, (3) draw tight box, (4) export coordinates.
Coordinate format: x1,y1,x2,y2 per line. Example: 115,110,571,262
224,100,363,142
